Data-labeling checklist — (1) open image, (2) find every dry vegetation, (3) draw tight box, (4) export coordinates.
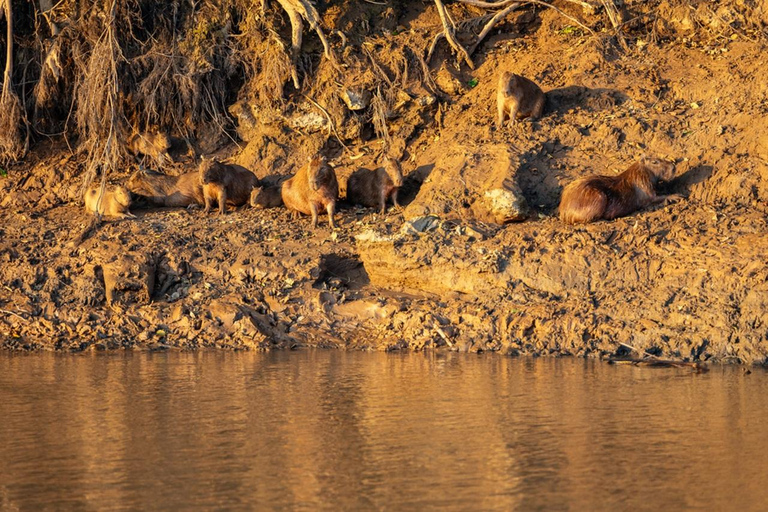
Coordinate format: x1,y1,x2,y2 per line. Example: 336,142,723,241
1,0,761,172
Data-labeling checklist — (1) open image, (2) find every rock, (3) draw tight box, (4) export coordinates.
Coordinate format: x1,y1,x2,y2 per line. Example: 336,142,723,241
401,215,441,235
290,111,328,133
341,89,371,111
481,185,529,223
404,142,528,225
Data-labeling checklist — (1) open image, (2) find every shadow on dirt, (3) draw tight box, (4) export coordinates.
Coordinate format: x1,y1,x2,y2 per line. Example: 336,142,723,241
545,85,629,115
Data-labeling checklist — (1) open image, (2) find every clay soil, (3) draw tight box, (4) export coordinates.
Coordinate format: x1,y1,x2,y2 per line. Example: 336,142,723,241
1,1,767,364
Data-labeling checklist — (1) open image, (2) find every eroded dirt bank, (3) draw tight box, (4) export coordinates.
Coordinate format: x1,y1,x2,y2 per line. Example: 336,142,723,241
1,1,767,363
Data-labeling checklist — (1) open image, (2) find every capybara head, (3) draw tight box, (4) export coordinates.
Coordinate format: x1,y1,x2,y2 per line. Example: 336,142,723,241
641,156,676,182
249,186,263,208
126,171,146,194
307,155,328,191
384,156,404,187
198,156,213,182
114,186,132,207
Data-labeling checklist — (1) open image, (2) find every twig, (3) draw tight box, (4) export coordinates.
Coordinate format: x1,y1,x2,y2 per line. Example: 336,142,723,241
301,94,350,154
523,0,595,35
0,309,27,322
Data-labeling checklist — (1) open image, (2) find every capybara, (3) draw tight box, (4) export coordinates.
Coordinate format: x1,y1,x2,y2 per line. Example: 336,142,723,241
559,156,678,224
346,155,404,213
281,155,339,228
250,184,284,209
84,185,135,219
496,71,545,128
126,169,203,207
198,158,259,215
127,131,171,166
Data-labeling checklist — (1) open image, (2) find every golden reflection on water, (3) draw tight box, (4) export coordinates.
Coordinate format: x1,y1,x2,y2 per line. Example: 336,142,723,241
0,352,766,511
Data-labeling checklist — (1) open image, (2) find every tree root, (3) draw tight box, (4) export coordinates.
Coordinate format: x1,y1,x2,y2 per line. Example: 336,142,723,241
468,3,521,55
429,0,596,68
433,0,475,70
275,0,338,89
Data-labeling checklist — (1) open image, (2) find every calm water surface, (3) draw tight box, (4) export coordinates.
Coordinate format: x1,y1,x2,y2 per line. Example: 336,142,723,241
1,351,767,511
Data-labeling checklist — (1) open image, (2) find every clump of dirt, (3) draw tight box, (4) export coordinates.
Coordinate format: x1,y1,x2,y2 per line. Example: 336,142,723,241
2,1,768,364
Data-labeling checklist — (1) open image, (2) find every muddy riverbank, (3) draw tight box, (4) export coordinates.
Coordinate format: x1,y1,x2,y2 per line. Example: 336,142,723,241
1,1,767,363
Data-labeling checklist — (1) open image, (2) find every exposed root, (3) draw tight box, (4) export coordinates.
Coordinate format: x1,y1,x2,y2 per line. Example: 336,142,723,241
432,0,475,69
0,0,25,161
469,3,522,55
601,0,629,50
275,0,338,89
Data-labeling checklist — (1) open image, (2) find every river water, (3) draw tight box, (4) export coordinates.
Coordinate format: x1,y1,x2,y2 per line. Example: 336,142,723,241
0,351,766,511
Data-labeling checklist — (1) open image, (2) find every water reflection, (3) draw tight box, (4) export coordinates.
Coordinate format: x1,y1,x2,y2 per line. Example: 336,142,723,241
0,352,766,510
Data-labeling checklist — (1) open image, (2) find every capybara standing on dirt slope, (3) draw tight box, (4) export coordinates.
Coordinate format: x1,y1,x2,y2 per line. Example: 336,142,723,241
282,155,339,228
199,158,259,215
127,169,203,207
559,156,678,224
127,131,172,166
84,185,135,219
346,155,404,214
496,71,545,128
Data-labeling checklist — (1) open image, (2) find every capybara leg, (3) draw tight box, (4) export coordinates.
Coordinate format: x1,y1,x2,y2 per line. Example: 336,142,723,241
327,201,336,229
203,194,212,214
310,202,319,228
532,95,545,119
379,189,387,214
496,98,506,129
392,189,400,208
654,193,684,205
509,105,518,125
218,189,227,215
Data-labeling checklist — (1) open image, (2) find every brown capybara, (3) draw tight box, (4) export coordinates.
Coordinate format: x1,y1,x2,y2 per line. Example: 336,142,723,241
126,169,203,207
559,156,678,224
281,155,339,228
496,71,545,128
198,159,259,215
127,132,171,166
84,185,135,219
346,156,404,214
249,185,284,209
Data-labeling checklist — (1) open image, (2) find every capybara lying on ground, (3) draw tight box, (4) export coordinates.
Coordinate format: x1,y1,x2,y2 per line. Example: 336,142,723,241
84,185,135,219
250,184,284,209
281,155,339,228
496,71,545,128
346,156,404,214
198,159,259,215
559,156,678,224
126,169,203,207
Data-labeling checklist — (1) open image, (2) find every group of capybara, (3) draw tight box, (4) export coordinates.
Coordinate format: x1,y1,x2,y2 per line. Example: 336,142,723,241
84,71,678,227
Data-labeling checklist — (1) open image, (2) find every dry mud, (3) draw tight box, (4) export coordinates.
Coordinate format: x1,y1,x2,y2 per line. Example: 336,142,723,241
1,2,767,363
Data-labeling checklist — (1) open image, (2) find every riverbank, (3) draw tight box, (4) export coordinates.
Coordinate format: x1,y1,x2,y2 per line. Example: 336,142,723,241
1,1,767,363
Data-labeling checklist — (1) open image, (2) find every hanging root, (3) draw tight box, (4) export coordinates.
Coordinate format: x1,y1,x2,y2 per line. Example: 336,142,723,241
275,0,338,89
0,0,25,161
